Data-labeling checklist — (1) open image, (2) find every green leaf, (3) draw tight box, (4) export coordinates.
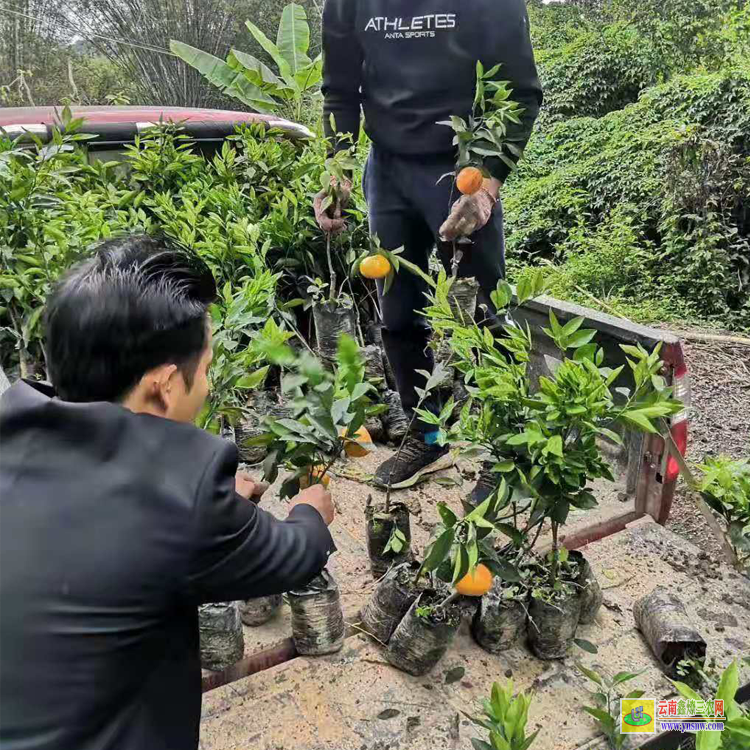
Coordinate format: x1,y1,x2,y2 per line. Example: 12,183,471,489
277,3,312,73
516,276,532,304
597,427,623,446
561,316,584,336
620,409,657,434
170,41,275,111
452,544,470,584
566,329,597,349
486,558,522,583
246,20,295,84
715,660,739,707
613,670,644,685
547,435,563,457
672,680,703,703
236,366,270,389
583,706,615,728
420,528,455,574
229,49,283,88
625,690,646,700
437,502,458,528
574,639,599,655
445,666,465,684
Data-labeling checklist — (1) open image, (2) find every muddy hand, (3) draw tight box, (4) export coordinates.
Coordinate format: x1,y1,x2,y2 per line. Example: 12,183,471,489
314,177,352,234
290,484,335,526
439,189,495,241
235,471,269,502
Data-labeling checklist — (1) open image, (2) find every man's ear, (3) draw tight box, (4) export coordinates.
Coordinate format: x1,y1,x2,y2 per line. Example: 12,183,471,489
145,363,179,414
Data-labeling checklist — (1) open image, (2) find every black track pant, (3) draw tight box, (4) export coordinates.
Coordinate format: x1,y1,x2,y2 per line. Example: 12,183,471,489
363,146,506,433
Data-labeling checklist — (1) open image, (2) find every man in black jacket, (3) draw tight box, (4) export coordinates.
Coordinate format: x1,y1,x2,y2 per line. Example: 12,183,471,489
316,0,542,496
0,236,335,750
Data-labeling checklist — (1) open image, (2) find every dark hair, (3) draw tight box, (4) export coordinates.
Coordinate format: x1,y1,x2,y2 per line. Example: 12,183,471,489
45,235,217,403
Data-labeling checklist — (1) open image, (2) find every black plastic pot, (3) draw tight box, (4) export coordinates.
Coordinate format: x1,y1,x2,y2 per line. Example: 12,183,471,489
365,501,412,577
385,591,461,676
471,581,527,654
288,569,345,656
448,277,480,321
634,585,707,677
239,595,283,627
360,561,423,644
235,390,290,464
199,602,245,671
568,550,603,625
362,344,387,390
527,590,581,660
313,300,356,362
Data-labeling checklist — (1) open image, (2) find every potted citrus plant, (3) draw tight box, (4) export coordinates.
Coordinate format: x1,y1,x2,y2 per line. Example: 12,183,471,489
254,335,383,654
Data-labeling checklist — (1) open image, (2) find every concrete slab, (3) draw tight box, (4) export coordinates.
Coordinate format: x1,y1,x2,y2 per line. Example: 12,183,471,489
201,519,750,750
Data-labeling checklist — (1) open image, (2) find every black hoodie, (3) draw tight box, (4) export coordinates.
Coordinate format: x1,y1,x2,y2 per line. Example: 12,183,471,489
321,0,543,182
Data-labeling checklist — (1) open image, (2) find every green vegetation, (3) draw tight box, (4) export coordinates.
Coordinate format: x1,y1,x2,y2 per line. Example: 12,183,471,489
508,0,750,330
466,678,539,750
0,111,373,433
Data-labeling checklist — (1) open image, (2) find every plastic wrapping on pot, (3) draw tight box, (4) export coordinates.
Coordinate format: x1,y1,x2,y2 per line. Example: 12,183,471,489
634,586,707,677
235,390,290,464
385,592,461,676
383,390,410,443
360,562,423,644
313,301,357,362
448,277,480,320
288,569,345,656
239,595,283,627
199,602,244,671
569,550,603,625
471,582,527,653
527,592,581,660
365,502,412,577
363,344,387,389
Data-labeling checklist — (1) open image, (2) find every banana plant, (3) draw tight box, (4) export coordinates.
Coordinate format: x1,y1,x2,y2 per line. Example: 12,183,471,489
171,3,322,123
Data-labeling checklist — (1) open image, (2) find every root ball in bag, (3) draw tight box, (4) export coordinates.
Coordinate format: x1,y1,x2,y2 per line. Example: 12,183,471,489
385,591,461,676
569,550,603,625
199,602,244,671
471,580,527,654
239,595,283,627
633,586,706,677
288,569,345,656
527,591,581,660
360,561,424,643
365,500,412,577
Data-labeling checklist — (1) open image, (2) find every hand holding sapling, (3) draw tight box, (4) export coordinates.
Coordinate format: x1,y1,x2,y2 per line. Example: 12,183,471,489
290,485,335,526
235,471,268,501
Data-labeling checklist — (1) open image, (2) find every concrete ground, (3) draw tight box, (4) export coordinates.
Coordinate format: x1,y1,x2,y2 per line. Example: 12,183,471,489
200,446,750,750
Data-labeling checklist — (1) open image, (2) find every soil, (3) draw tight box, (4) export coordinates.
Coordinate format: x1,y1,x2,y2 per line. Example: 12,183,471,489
664,335,750,557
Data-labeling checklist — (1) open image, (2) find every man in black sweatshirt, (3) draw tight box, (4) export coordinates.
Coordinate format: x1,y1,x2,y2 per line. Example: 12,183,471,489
316,0,543,494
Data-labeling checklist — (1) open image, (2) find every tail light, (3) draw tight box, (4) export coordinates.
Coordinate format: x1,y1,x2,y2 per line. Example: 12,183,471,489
663,350,690,483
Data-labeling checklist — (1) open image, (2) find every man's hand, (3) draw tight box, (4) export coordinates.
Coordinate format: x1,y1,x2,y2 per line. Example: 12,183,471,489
235,471,269,502
289,484,335,526
313,177,352,234
440,188,497,241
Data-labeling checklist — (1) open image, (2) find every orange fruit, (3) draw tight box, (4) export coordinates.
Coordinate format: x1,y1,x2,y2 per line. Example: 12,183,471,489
299,465,331,489
456,166,484,195
341,425,373,457
455,563,493,597
359,254,392,279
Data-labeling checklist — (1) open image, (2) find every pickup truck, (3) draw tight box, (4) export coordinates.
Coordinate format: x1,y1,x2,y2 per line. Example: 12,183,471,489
8,106,743,750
